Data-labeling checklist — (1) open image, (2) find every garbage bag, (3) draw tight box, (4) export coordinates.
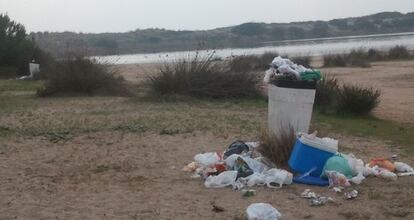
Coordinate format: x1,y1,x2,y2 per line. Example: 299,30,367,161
234,157,254,178
325,171,351,187
246,203,281,220
377,168,398,181
223,140,249,159
394,162,414,173
245,173,266,187
343,153,365,176
225,155,268,173
369,158,395,172
322,155,353,179
194,152,220,167
204,171,238,188
265,169,293,188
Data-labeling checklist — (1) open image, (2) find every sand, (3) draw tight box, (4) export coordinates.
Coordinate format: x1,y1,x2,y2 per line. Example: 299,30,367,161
0,60,413,219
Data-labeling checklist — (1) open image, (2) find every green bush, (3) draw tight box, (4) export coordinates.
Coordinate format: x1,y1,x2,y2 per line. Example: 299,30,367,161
315,74,339,112
346,49,371,67
367,48,385,61
323,54,347,67
148,53,260,99
37,56,130,96
336,84,381,115
387,45,411,60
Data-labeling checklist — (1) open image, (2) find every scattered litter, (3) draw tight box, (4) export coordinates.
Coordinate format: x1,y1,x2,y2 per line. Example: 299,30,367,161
325,171,351,187
204,171,238,188
377,168,398,181
331,187,343,193
344,190,358,200
223,140,249,159
234,157,254,178
242,189,256,197
397,172,414,177
310,196,333,206
246,203,281,220
394,162,414,173
369,158,396,172
194,152,220,167
182,162,199,172
301,189,317,199
322,155,353,179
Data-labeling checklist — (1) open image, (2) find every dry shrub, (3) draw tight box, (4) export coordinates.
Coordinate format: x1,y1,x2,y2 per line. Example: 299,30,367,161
323,54,347,67
346,49,371,67
387,45,411,60
228,52,279,71
37,56,130,96
258,128,296,167
148,53,260,99
336,84,381,115
315,74,339,112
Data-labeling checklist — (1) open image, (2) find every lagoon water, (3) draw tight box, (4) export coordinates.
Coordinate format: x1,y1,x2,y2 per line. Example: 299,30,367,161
97,32,414,64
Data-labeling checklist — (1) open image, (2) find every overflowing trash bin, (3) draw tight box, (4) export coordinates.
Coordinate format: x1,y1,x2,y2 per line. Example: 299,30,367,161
266,56,321,135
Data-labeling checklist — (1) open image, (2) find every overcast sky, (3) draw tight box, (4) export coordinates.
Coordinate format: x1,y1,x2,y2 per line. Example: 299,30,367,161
1,0,413,33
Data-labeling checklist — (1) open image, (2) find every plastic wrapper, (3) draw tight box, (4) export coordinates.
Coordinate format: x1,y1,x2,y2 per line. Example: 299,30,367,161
204,171,238,188
194,152,220,167
325,171,351,187
246,203,282,220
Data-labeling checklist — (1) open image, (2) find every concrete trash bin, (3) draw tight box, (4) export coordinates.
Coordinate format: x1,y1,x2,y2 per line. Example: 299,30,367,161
268,84,316,135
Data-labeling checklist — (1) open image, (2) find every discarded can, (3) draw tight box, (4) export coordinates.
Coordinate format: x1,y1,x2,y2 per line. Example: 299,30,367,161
242,189,256,197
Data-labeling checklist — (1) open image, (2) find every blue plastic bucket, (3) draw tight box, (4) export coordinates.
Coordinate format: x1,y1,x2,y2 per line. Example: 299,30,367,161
288,138,335,177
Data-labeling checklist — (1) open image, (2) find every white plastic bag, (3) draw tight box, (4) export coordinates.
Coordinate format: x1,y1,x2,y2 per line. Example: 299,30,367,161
245,173,266,187
343,153,365,176
394,162,414,173
264,169,293,188
350,172,365,185
246,203,281,220
194,152,220,167
378,169,398,181
204,171,237,188
224,154,239,168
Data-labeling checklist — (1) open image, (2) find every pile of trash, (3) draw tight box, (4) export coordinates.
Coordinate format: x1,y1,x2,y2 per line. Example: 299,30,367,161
182,140,293,190
263,56,321,84
184,136,413,192
183,132,414,216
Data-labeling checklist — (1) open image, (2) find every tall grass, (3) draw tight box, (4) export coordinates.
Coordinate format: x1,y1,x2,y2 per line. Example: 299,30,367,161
387,45,411,60
148,53,260,99
323,46,413,67
37,56,130,96
258,128,296,167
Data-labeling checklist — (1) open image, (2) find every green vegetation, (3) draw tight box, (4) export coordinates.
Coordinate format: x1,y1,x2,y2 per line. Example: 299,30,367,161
33,12,414,57
336,84,381,115
0,14,36,77
315,74,339,112
324,46,414,67
315,75,380,115
148,53,260,99
37,56,131,96
313,112,414,155
0,79,43,92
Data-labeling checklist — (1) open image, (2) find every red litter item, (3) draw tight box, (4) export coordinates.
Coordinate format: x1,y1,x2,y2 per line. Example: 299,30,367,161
214,163,227,174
